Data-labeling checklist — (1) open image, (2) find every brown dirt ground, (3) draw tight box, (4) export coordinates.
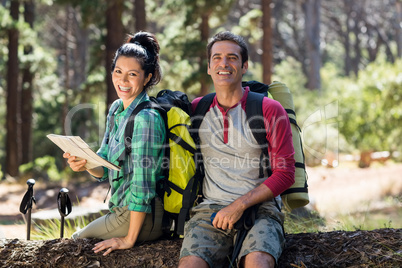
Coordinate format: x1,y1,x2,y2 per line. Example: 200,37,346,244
0,229,400,267
1,162,401,267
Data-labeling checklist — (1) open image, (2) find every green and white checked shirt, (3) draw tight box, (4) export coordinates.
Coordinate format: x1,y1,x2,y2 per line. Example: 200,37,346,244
96,91,166,213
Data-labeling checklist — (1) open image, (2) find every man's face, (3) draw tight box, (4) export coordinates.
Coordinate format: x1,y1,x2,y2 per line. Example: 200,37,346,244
208,41,248,88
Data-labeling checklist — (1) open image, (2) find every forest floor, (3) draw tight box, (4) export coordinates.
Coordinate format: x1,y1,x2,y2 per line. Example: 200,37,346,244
0,161,401,267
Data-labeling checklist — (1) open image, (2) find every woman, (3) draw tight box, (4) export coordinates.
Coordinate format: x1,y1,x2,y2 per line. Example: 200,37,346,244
64,32,165,256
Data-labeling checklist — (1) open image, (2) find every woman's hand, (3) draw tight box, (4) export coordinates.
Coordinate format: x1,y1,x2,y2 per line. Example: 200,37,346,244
63,153,87,172
93,237,134,256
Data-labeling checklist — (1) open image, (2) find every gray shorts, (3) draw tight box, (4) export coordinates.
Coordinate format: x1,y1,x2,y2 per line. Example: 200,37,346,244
72,197,163,242
180,204,285,267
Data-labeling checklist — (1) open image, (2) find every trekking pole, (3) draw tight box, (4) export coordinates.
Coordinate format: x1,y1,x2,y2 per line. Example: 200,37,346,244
229,205,260,268
19,178,36,240
57,188,72,238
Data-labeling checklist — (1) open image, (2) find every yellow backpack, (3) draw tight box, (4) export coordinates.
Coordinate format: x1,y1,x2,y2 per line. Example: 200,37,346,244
163,106,196,214
116,89,199,237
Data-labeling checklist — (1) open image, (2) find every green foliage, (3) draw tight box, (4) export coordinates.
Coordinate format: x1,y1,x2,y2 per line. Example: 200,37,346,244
32,215,92,240
273,58,343,166
324,195,401,231
232,9,263,43
283,210,325,234
284,194,400,234
273,57,402,166
0,5,13,30
156,0,236,96
332,213,394,232
19,155,63,181
32,203,105,240
54,0,106,26
0,164,3,179
338,58,402,153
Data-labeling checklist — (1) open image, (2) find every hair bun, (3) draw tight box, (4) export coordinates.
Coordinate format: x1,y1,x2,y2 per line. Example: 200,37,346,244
127,32,160,57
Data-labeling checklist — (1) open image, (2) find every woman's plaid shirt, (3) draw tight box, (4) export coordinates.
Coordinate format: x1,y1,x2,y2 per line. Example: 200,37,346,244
96,91,166,213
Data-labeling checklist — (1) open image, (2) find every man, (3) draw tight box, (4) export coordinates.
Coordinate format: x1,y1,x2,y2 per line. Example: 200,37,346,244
179,31,295,268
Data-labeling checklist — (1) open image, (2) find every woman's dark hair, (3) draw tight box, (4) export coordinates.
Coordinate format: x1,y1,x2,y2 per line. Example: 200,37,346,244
206,31,248,67
111,32,162,91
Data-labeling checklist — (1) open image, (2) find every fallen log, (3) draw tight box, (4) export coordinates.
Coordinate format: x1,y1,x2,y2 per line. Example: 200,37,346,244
0,228,400,267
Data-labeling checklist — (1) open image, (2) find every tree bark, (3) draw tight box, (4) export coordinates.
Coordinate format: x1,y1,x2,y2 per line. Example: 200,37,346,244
352,1,363,77
20,0,35,165
6,0,21,177
396,1,402,58
61,6,72,137
199,12,210,97
343,0,352,76
304,0,321,91
106,0,124,108
261,0,272,85
134,0,147,31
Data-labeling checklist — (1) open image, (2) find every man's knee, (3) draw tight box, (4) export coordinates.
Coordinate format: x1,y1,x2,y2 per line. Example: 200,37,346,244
242,251,275,268
178,255,209,268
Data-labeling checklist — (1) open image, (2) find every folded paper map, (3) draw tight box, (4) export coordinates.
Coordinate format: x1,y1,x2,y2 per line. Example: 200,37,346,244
47,134,121,171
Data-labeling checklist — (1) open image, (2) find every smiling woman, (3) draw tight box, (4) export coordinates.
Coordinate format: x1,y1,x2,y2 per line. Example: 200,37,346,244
62,32,166,256
112,56,152,109
110,33,161,109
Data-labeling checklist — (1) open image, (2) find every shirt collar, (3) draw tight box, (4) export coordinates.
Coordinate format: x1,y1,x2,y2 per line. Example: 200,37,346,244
114,90,149,117
212,86,250,113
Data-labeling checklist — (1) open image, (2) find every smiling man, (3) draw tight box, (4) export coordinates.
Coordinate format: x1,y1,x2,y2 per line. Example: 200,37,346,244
178,31,296,268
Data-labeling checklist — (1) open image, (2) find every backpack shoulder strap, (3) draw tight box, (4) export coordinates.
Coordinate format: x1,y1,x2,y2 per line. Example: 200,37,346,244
124,100,166,154
174,93,216,236
106,102,122,145
191,93,216,142
246,91,268,151
124,99,168,201
245,91,272,178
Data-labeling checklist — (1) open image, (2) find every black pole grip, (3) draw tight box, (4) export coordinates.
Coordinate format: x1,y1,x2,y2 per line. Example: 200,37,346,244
20,179,36,214
57,188,72,217
57,188,72,239
20,179,36,240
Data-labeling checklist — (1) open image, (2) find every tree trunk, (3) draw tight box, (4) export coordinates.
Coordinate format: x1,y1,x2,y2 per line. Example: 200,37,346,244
134,0,147,31
199,12,210,97
61,6,72,137
394,1,401,58
20,0,35,165
304,0,321,91
352,2,362,77
73,9,90,93
75,25,91,140
343,0,352,76
5,0,21,178
261,0,272,85
106,0,124,108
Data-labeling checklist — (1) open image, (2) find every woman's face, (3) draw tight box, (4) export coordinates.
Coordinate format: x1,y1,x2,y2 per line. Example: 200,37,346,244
112,56,152,109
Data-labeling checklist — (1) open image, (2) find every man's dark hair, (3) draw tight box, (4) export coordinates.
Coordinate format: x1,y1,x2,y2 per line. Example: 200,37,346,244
206,31,248,67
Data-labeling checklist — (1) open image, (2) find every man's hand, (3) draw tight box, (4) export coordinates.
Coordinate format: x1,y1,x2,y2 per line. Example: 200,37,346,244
63,153,87,172
212,202,245,230
93,237,134,256
212,184,275,230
